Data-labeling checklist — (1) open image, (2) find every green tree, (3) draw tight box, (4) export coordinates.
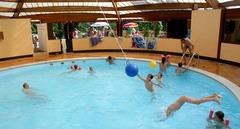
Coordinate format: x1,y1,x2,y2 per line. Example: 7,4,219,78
109,22,116,30
31,23,37,34
153,22,163,37
161,21,167,32
73,22,91,33
52,23,64,39
137,22,153,37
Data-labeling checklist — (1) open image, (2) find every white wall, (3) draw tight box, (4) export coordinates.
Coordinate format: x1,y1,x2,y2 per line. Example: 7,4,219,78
37,23,48,52
37,23,61,53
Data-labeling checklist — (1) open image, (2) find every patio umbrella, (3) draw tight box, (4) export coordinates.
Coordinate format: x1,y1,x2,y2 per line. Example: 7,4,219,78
123,22,138,28
90,22,110,27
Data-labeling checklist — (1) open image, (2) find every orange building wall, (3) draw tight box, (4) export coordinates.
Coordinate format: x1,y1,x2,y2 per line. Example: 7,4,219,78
220,43,240,63
0,19,33,59
191,9,222,58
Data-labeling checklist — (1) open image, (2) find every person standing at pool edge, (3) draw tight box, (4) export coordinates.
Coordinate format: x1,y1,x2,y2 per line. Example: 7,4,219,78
181,36,194,64
166,93,222,117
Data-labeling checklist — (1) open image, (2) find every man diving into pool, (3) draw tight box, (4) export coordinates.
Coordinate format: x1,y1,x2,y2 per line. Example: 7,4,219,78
166,93,222,117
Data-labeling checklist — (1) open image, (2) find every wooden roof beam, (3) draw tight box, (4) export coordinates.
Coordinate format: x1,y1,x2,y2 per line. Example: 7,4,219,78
20,6,114,12
15,10,193,22
13,0,24,17
18,13,116,23
0,15,10,18
0,0,17,2
0,0,142,2
121,11,191,20
111,0,120,21
119,3,210,10
17,3,210,13
0,7,15,12
205,0,220,9
222,0,240,7
225,8,240,18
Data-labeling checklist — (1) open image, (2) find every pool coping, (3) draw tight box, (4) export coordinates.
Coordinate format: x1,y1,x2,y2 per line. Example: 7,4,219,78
0,57,240,102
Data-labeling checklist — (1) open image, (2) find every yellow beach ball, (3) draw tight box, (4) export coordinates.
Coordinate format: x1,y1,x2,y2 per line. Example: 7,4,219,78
149,61,157,68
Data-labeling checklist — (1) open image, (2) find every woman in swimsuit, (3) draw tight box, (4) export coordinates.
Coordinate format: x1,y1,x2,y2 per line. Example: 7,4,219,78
160,57,168,73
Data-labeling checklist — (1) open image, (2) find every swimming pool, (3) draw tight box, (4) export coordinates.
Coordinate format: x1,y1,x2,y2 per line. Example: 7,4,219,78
0,58,239,129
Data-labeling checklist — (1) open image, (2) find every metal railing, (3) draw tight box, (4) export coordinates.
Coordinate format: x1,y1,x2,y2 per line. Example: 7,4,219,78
180,51,200,68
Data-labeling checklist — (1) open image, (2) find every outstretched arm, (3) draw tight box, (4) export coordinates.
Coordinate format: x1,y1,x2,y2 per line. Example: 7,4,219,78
182,68,187,72
152,82,163,88
137,74,145,81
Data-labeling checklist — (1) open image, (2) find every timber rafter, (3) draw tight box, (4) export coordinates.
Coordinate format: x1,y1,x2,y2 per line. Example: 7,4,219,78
0,0,141,2
205,0,220,9
19,6,114,12
18,13,116,23
119,3,210,10
111,0,120,21
122,11,191,20
13,0,24,17
0,7,15,12
16,10,192,23
0,3,210,13
222,0,240,7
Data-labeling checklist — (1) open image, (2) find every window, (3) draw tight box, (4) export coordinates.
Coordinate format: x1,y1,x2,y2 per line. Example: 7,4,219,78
223,19,240,44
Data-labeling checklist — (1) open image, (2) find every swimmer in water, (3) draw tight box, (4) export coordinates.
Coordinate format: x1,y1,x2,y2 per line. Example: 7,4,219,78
70,65,81,72
106,56,115,64
137,74,163,93
88,66,95,74
22,83,37,96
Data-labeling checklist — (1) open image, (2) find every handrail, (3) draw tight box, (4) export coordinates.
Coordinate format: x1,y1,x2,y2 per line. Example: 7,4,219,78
187,52,200,68
187,53,196,66
179,51,188,63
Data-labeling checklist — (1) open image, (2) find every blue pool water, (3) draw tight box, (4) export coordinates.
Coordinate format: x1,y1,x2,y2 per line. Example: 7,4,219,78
0,59,239,129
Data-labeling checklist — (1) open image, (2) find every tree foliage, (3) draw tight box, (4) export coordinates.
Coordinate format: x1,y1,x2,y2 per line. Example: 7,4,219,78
161,21,167,31
73,22,90,33
109,22,116,30
137,22,153,37
31,23,37,34
136,21,165,37
153,22,163,37
52,23,64,39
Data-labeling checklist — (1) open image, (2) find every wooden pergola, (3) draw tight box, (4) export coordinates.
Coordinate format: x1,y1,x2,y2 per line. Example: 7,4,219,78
0,0,239,23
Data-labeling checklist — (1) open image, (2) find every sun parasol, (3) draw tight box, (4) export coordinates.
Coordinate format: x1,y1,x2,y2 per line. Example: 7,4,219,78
123,22,138,28
90,22,110,27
